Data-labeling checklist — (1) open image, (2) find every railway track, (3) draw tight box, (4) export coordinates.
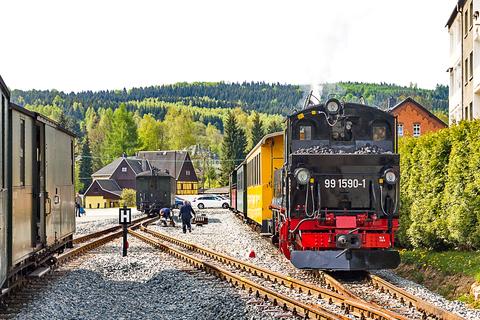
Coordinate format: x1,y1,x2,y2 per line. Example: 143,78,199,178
0,216,152,318
312,270,465,320
233,209,465,320
134,221,415,320
129,226,347,320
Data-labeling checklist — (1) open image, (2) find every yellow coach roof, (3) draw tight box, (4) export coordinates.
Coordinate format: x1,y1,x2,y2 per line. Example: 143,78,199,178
245,131,283,160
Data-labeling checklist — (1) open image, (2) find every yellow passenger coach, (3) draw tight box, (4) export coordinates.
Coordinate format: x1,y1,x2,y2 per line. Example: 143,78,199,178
245,132,284,233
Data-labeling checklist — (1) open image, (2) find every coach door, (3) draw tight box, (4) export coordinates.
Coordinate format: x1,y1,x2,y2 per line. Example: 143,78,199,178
0,93,8,287
44,124,61,245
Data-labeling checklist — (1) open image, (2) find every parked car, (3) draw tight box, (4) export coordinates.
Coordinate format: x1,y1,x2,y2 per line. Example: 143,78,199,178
192,195,229,209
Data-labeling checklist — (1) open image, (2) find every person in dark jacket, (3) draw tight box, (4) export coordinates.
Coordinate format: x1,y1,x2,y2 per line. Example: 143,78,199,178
75,193,82,217
160,207,175,227
179,200,196,233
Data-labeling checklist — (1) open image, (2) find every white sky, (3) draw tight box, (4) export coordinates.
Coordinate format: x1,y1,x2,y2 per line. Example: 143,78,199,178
0,0,457,92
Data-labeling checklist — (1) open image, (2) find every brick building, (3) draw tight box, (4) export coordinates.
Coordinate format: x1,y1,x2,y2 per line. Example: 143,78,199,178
389,97,447,137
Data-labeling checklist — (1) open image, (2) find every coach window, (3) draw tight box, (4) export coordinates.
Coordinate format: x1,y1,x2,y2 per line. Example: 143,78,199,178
20,119,25,186
1,95,4,188
71,141,74,184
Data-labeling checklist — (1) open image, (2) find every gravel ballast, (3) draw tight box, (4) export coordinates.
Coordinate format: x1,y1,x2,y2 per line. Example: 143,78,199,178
74,208,144,236
152,209,479,320
14,237,294,320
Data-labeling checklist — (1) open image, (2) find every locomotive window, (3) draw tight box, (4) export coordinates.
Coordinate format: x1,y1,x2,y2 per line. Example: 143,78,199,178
373,125,386,141
299,125,312,140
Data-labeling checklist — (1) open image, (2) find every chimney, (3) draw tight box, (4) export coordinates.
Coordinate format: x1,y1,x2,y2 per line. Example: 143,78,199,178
142,159,148,172
388,97,397,109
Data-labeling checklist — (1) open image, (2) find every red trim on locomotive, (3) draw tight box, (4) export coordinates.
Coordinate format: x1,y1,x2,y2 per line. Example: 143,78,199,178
275,208,398,261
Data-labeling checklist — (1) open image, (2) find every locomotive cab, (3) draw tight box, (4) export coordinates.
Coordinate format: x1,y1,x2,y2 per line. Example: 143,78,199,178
274,98,401,270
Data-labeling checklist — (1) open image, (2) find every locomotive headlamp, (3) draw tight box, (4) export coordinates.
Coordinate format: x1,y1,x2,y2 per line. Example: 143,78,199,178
325,99,340,114
384,169,397,184
294,168,311,185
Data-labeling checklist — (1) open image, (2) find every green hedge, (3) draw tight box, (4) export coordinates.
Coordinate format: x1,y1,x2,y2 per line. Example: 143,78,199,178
399,120,480,250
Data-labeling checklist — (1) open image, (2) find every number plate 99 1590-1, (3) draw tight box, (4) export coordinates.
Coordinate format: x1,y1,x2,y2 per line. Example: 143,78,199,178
324,178,367,189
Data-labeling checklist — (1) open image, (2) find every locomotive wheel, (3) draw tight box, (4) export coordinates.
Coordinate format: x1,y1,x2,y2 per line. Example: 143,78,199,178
198,203,205,209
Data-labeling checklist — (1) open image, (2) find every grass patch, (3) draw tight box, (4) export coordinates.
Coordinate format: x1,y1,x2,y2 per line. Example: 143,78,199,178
459,294,480,309
399,249,480,282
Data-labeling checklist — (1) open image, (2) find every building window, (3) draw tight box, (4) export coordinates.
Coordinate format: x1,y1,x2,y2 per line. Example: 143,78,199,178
470,51,473,80
413,123,421,137
470,102,473,120
398,123,404,137
121,167,127,172
470,1,474,28
186,170,190,176
465,57,469,83
465,9,469,35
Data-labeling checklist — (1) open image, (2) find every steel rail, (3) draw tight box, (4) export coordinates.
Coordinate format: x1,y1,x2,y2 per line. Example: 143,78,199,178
1,217,154,305
73,216,149,244
369,275,465,320
140,224,401,320
129,228,346,320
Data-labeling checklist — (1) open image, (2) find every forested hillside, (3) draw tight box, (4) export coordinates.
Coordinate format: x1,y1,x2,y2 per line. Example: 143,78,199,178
10,81,449,191
317,82,448,111
12,81,448,121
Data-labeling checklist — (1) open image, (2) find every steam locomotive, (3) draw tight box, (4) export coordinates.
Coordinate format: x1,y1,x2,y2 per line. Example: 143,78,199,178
230,94,400,270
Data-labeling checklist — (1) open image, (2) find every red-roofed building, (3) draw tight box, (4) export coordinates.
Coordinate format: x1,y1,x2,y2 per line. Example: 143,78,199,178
389,97,447,137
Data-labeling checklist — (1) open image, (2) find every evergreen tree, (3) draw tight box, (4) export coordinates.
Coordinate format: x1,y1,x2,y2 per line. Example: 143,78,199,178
250,112,264,149
220,112,247,185
266,120,283,134
104,103,138,160
79,136,93,193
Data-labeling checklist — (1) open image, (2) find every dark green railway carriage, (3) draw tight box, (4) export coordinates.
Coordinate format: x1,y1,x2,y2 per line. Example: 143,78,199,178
136,168,176,216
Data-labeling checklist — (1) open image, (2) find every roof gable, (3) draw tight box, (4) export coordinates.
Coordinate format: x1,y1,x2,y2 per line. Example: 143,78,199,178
92,158,124,177
389,97,447,127
84,179,122,198
137,150,189,179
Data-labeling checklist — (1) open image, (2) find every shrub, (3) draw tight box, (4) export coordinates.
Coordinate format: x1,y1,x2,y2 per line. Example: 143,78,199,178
121,188,136,207
399,119,480,250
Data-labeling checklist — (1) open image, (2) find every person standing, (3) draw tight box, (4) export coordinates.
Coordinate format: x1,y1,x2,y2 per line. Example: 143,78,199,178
75,193,82,217
178,200,196,233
